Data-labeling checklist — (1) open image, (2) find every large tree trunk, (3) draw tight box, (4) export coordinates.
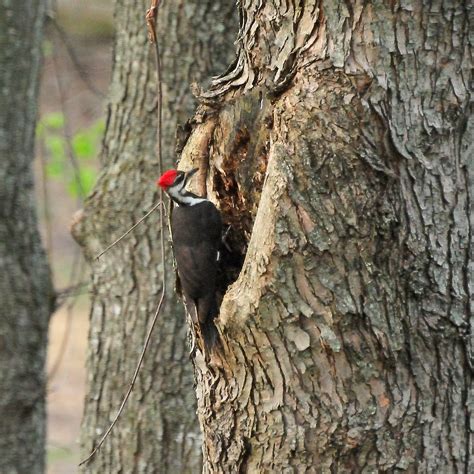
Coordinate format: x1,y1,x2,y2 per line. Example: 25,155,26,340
0,1,54,472
177,0,473,471
74,1,236,472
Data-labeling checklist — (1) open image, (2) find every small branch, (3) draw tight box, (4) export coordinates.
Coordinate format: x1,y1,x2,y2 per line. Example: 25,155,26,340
145,0,160,43
78,289,166,467
55,281,89,305
43,0,88,384
51,37,86,203
95,200,164,260
38,137,53,264
146,0,167,308
48,16,105,99
79,1,168,466
48,253,84,382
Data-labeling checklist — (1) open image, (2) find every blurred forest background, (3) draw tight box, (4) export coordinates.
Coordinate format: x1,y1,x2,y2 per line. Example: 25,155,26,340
38,1,113,472
21,0,471,472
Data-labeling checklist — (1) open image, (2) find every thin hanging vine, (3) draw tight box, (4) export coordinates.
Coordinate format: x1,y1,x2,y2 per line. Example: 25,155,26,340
79,0,167,466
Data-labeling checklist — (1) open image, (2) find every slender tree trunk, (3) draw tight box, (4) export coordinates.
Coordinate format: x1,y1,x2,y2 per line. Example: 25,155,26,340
177,0,473,471
0,1,54,472
74,1,236,472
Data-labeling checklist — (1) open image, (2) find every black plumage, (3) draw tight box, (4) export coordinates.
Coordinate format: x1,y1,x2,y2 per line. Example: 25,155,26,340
171,200,222,351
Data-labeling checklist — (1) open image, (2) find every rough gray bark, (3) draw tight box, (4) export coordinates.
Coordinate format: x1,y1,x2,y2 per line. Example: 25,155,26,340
177,0,473,472
0,1,54,473
74,1,237,472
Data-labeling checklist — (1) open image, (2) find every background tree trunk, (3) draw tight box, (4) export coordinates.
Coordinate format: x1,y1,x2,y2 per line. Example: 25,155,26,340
74,1,236,472
177,0,473,471
0,1,54,472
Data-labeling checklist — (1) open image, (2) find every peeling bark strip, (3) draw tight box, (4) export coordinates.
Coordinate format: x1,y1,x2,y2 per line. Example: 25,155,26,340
0,0,54,472
179,0,473,471
75,0,237,472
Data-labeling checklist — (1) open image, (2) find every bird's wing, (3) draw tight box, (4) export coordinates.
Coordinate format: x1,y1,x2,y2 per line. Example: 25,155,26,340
173,242,218,301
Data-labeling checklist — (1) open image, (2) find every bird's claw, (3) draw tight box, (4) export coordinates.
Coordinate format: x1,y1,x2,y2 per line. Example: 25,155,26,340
221,225,232,252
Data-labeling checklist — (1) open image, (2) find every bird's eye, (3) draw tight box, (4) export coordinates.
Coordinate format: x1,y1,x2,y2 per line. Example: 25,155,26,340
174,173,185,184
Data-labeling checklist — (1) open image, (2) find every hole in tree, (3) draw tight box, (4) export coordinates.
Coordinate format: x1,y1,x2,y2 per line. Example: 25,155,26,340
213,126,270,302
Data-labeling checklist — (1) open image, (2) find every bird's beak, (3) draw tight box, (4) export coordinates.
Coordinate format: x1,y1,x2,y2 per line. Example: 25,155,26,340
185,167,199,182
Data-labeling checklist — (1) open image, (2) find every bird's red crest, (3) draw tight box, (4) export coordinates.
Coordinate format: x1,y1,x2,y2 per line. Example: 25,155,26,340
157,169,178,188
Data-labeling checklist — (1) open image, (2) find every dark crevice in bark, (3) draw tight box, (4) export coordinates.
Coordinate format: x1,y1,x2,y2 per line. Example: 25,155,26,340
213,127,252,296
212,91,273,302
178,0,473,471
77,0,238,471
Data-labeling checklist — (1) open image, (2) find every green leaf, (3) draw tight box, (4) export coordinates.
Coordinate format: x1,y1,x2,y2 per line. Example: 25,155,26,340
73,132,94,159
45,135,65,162
39,115,101,197
36,120,45,138
92,119,106,135
67,167,96,197
46,158,64,178
43,112,65,130
42,40,53,59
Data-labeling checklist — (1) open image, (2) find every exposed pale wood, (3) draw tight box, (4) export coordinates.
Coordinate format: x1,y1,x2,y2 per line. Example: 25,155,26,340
179,0,473,471
75,0,237,472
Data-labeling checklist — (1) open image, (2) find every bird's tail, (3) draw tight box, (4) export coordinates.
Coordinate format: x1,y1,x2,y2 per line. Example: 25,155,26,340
200,320,220,353
196,297,221,355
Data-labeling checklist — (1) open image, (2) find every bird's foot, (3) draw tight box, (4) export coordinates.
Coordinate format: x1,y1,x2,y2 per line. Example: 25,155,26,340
221,225,232,252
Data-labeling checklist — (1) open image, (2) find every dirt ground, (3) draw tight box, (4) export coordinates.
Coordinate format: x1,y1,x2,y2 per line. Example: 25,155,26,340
47,303,89,472
38,1,113,472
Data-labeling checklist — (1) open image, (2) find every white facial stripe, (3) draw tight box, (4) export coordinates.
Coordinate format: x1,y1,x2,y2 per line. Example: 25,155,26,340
167,184,205,206
168,186,181,201
168,180,185,197
178,192,206,206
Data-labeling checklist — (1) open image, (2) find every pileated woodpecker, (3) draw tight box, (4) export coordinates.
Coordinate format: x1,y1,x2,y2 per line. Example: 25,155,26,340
157,168,222,353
